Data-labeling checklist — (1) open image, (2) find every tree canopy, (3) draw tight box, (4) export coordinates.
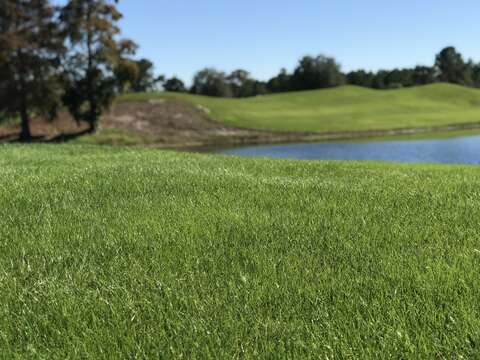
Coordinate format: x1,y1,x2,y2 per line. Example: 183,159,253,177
191,68,233,97
163,77,186,92
291,55,345,90
435,46,473,86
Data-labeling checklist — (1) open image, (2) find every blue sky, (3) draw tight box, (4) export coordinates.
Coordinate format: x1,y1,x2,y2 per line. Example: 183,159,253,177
61,0,480,83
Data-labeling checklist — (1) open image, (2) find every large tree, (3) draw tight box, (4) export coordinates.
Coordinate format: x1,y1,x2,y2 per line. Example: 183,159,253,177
0,0,64,140
60,0,136,133
435,47,473,86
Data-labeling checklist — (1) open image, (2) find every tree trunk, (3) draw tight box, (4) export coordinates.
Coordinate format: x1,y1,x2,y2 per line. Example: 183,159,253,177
87,98,98,134
85,4,97,136
19,102,31,141
88,120,98,134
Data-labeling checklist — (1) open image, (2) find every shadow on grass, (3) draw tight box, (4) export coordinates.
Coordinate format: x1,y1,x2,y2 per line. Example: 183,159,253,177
49,129,92,143
1,129,92,144
0,133,19,143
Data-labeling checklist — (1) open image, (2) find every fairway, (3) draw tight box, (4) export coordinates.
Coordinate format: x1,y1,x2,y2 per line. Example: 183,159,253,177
1,145,479,358
121,83,480,133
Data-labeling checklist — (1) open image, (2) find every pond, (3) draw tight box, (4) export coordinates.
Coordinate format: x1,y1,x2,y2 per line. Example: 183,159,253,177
215,134,480,164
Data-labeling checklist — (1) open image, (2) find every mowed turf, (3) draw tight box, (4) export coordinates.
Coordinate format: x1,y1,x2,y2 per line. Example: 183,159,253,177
121,83,480,132
1,145,480,358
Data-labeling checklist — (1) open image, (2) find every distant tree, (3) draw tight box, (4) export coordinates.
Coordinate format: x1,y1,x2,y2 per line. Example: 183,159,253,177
346,70,375,88
163,77,186,92
228,69,251,97
60,0,137,133
132,59,163,92
114,58,163,93
114,59,139,93
385,69,414,88
472,63,480,88
0,0,64,140
435,47,473,86
464,60,475,86
348,67,437,89
411,66,436,85
267,68,292,93
371,70,389,89
226,69,266,97
291,55,345,91
191,68,232,97
251,81,268,96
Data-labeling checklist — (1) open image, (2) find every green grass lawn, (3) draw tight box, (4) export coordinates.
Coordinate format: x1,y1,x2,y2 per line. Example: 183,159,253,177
121,83,480,133
1,145,479,358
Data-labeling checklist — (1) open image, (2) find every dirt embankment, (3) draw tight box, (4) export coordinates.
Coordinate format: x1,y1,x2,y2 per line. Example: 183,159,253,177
3,98,480,147
103,99,318,147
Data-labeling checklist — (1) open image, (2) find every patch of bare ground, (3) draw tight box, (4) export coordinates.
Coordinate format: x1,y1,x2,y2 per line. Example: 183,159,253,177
101,99,316,147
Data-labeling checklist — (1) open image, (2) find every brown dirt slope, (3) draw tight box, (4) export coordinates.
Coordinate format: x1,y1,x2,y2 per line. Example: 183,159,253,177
102,99,315,147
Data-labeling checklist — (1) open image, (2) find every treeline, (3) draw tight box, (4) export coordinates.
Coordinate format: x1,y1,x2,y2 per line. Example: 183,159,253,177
0,0,161,140
167,47,480,97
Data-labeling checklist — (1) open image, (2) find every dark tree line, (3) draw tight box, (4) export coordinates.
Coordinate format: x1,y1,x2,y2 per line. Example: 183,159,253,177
170,47,480,98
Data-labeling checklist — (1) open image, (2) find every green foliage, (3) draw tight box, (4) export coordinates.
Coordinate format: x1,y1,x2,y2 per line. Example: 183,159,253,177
291,55,345,90
113,59,140,93
122,58,163,93
163,76,186,92
121,83,480,133
190,68,267,98
412,65,437,85
191,68,233,97
267,68,292,93
0,145,479,358
346,70,375,88
227,69,267,98
435,46,473,86
348,67,437,89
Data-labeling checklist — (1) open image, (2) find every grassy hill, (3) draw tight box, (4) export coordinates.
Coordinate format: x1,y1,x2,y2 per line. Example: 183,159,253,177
2,144,480,358
121,83,480,133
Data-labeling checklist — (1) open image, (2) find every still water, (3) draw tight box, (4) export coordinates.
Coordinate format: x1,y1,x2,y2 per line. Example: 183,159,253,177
216,135,480,164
